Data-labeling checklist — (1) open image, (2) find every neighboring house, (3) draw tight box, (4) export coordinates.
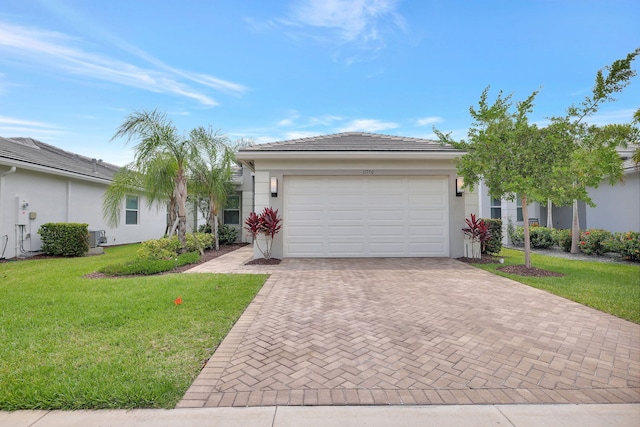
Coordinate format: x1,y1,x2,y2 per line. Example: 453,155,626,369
479,146,640,242
0,137,166,259
236,132,475,259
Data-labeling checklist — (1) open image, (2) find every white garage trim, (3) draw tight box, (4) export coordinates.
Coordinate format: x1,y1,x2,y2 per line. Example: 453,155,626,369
284,176,449,257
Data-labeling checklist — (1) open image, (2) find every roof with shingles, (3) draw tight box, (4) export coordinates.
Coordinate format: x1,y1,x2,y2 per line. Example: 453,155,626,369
238,132,459,152
0,137,119,181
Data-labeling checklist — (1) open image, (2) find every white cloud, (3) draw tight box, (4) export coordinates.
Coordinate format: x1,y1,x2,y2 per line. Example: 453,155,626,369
586,108,638,126
338,118,398,132
416,116,443,126
0,115,59,128
283,0,405,48
0,21,246,106
285,131,318,140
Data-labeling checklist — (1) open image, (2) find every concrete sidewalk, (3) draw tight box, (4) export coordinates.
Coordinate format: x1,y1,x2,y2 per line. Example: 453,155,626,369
2,404,639,427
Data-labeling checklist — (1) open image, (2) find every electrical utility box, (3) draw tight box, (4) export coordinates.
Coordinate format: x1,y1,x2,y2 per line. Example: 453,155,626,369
16,197,29,225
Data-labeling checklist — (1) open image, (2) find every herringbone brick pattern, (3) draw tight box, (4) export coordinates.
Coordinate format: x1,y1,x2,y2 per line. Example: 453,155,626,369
178,258,640,407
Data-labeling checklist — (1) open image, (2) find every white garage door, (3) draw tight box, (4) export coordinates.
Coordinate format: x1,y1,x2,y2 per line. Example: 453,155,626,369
284,176,449,257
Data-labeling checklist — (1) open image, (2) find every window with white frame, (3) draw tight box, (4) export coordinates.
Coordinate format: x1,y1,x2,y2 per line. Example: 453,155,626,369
490,198,502,219
223,194,240,225
516,196,523,222
125,195,139,225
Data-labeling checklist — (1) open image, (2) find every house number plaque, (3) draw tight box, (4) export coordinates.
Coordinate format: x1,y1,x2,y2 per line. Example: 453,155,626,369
362,170,375,175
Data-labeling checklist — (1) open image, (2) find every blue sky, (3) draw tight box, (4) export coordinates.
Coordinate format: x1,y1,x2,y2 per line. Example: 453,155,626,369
1,0,639,166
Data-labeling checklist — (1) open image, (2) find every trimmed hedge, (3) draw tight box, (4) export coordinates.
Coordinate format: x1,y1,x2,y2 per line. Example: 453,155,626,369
38,223,89,257
99,251,200,276
481,218,503,255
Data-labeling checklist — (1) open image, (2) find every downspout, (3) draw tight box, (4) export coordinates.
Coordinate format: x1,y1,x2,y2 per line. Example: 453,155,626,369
0,167,17,258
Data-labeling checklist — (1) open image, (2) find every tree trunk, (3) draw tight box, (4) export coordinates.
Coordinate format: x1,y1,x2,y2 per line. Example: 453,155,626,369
213,215,220,251
570,199,580,254
176,171,188,253
522,195,531,268
209,200,220,251
546,199,553,229
165,196,178,236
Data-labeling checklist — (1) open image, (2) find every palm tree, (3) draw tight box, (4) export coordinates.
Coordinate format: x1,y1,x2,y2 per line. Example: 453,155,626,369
189,127,235,250
102,150,179,236
111,110,197,251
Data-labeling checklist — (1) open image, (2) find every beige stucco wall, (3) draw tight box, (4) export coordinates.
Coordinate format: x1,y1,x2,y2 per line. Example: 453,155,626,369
248,157,473,259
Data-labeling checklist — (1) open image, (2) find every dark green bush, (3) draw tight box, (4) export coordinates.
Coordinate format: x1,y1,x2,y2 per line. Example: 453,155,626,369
530,226,554,248
553,229,572,252
99,251,200,276
38,223,89,257
509,226,554,249
218,224,239,246
481,218,502,254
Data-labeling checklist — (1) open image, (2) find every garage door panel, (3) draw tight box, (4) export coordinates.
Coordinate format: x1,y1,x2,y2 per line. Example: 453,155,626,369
289,242,323,257
328,242,365,255
328,227,365,237
409,209,446,220
284,176,449,257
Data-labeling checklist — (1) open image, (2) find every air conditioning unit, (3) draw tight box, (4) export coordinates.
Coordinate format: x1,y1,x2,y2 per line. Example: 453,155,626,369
89,230,107,248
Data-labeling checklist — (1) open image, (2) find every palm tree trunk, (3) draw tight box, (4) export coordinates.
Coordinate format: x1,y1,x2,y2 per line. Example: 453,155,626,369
570,199,580,254
213,215,220,251
546,199,553,229
176,171,188,252
208,201,220,251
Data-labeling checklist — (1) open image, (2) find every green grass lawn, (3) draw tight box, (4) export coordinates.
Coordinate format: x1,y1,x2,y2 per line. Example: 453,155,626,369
0,245,267,410
473,248,640,324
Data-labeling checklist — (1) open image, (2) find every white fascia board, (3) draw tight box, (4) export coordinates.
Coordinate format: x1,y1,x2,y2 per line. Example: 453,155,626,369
0,158,113,185
235,151,464,162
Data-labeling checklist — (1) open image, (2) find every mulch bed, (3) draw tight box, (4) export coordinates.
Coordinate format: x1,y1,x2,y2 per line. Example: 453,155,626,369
456,254,564,277
456,254,502,264
497,265,564,277
245,258,282,266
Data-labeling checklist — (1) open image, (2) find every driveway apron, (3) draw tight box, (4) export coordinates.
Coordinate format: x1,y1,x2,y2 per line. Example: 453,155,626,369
179,258,640,407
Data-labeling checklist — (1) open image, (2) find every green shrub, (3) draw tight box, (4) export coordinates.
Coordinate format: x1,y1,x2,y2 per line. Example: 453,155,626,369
137,237,182,260
530,226,554,248
99,251,200,276
186,232,214,251
579,229,613,255
509,226,525,247
509,225,554,249
38,223,89,257
553,229,572,252
481,218,503,255
602,231,640,262
218,224,239,246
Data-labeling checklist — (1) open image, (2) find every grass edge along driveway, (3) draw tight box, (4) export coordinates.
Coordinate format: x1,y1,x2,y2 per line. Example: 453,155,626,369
472,248,640,324
0,244,267,410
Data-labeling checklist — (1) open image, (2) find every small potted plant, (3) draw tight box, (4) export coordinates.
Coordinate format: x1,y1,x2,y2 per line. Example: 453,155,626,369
461,214,491,259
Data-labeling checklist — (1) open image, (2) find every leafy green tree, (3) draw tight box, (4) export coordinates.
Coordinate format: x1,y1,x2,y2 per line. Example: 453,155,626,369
545,49,639,253
189,127,236,250
111,110,198,251
436,49,639,267
435,88,550,268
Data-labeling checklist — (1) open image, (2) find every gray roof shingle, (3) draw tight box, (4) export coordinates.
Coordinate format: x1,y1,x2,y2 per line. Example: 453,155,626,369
238,132,459,152
0,137,119,181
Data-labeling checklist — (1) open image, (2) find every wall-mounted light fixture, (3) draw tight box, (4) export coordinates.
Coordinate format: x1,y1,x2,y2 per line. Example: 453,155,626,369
270,177,278,197
455,177,464,197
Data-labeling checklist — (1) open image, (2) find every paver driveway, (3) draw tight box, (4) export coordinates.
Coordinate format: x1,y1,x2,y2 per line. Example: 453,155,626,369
179,258,640,407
